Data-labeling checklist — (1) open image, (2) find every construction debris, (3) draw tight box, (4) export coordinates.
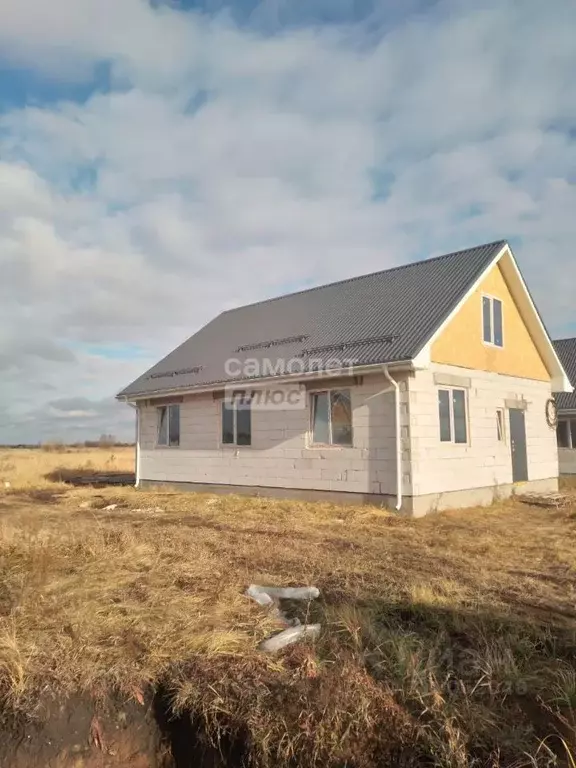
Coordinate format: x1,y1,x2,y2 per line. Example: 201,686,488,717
247,585,320,606
246,583,321,653
258,624,321,653
60,473,135,487
516,492,571,509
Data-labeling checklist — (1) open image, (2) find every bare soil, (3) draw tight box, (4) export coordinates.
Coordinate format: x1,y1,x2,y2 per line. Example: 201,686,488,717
0,694,162,768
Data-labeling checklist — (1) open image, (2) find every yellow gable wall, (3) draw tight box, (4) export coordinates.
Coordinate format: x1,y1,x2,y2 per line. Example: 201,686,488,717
430,263,551,381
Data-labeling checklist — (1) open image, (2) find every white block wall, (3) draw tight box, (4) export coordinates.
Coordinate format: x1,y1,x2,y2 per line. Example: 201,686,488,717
138,373,410,496
407,364,558,496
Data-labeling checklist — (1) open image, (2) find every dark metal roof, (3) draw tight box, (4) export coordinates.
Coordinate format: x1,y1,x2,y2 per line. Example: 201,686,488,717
118,240,506,398
554,338,576,411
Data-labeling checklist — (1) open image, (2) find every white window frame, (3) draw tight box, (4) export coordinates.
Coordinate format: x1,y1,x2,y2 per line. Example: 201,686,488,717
309,388,353,447
481,294,504,348
438,387,469,445
221,399,252,447
156,404,180,447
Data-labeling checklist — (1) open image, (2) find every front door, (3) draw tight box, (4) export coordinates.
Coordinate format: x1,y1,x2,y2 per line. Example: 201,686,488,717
509,408,528,483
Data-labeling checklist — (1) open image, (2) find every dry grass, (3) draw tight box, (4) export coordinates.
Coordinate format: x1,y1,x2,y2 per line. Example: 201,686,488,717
0,446,134,490
1,447,576,765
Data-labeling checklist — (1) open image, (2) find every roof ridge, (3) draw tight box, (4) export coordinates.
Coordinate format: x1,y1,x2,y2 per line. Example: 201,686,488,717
553,336,576,344
223,240,507,313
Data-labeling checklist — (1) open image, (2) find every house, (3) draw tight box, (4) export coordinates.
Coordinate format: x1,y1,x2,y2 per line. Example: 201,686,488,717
553,337,576,475
117,240,571,516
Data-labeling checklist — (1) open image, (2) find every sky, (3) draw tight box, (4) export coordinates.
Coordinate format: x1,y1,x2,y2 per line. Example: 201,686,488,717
1,0,575,444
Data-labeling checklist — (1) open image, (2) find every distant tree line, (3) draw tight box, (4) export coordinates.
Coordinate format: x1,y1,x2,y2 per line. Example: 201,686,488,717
1,435,135,450
83,434,123,448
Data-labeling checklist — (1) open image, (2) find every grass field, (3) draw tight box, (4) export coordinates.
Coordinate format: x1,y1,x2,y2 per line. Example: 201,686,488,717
1,447,576,766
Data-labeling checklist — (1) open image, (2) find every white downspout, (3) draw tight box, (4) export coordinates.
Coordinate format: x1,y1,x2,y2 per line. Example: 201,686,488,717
136,406,141,488
127,402,140,488
382,365,402,511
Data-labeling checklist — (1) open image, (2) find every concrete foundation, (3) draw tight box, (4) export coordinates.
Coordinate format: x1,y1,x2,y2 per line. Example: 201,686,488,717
408,477,558,517
138,476,559,517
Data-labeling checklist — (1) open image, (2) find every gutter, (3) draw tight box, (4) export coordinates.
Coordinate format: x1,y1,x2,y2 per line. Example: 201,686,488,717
382,365,402,511
116,359,414,403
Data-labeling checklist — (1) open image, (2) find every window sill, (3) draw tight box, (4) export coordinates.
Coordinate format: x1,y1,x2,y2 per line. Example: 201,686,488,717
438,442,471,448
306,443,353,450
154,444,181,449
482,341,504,350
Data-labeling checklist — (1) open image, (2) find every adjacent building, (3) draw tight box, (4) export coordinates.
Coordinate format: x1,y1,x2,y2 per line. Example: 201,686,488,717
553,337,576,475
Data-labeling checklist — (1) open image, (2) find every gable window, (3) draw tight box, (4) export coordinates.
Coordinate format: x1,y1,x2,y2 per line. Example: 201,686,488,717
557,418,576,449
222,400,252,446
157,404,180,447
482,295,504,347
311,389,352,446
438,388,468,444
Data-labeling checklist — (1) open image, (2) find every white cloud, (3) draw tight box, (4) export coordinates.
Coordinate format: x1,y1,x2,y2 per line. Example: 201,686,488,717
0,0,201,85
0,0,575,442
49,408,98,419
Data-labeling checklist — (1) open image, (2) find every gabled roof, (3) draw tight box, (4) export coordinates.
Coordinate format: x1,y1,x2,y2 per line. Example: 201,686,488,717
118,241,505,398
553,338,576,411
118,239,571,399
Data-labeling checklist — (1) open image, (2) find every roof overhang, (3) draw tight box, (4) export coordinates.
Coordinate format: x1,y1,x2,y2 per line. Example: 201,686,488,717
412,242,572,393
117,359,414,403
557,408,576,417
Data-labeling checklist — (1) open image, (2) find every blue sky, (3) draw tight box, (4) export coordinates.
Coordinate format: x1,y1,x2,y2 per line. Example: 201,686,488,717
0,63,110,110
0,0,575,442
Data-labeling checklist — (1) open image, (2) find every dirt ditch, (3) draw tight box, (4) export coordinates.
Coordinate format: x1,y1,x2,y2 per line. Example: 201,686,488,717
0,690,244,768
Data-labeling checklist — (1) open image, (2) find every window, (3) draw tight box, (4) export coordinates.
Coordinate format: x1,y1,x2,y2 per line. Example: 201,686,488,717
557,419,576,449
438,388,468,444
482,295,504,347
222,400,252,446
157,404,180,446
311,389,353,446
496,408,505,442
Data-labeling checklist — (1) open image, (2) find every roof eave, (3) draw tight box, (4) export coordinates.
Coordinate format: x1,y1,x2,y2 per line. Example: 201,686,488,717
552,375,574,394
557,407,576,416
116,359,416,403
